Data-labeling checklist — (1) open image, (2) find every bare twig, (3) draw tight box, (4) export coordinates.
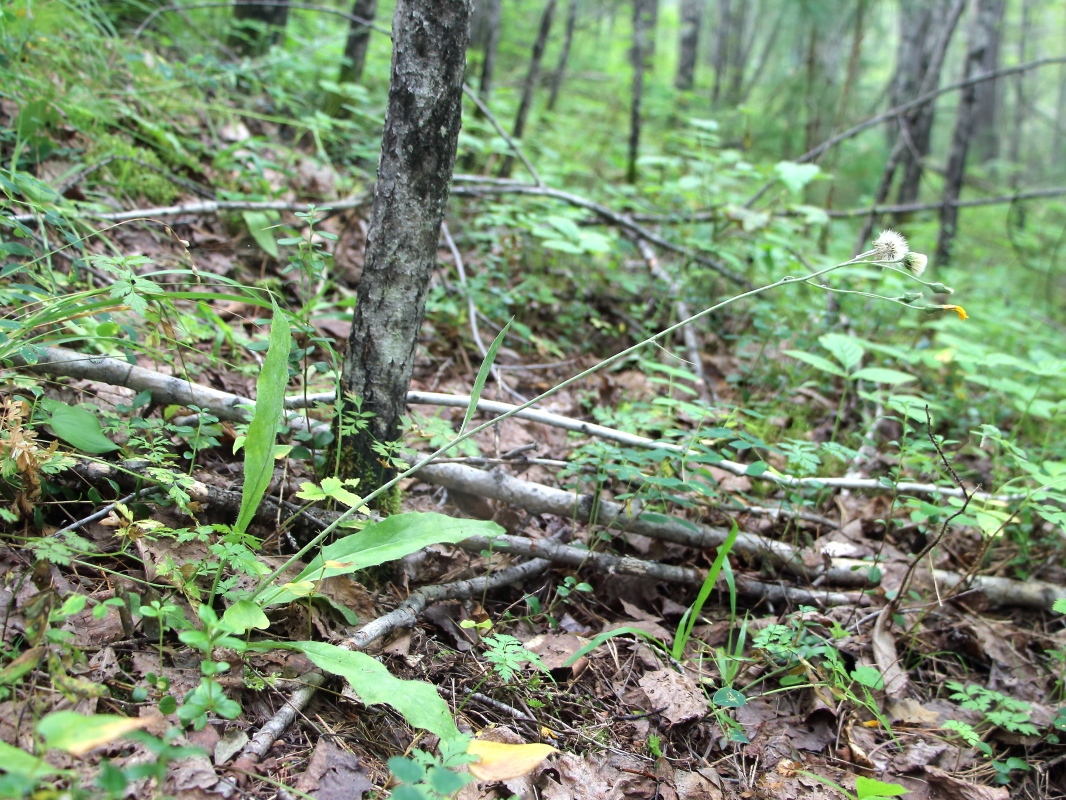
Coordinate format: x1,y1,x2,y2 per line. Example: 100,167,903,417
460,85,543,186
630,235,714,402
449,182,751,287
440,221,525,403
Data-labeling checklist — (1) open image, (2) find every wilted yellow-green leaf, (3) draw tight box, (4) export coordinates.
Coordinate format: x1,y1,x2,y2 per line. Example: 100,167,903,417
38,712,148,756
467,739,558,782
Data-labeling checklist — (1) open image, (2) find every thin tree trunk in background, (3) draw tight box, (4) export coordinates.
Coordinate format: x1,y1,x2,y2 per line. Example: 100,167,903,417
711,0,731,106
1007,0,1032,174
547,0,578,111
675,0,702,90
971,0,1005,163
893,0,967,207
337,0,471,502
498,0,556,178
726,0,754,104
736,5,783,106
229,0,290,56
645,0,658,63
803,24,819,155
478,0,501,106
627,0,649,184
855,0,964,254
936,0,1002,266
820,1,867,225
1057,8,1066,167
323,0,378,118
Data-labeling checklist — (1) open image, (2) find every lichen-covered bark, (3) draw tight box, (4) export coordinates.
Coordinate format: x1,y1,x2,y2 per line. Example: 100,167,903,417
336,0,471,504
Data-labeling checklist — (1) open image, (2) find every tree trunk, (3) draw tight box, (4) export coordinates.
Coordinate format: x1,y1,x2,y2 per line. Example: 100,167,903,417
498,0,556,178
971,0,1005,163
229,0,291,56
1007,0,1032,172
644,0,658,63
935,0,1002,266
627,0,650,184
323,0,378,118
892,0,966,207
477,0,501,106
337,0,471,506
710,0,730,106
675,0,702,90
547,0,578,112
725,0,753,104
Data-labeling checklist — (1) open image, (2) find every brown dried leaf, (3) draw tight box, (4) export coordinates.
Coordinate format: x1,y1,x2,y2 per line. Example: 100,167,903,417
637,669,706,726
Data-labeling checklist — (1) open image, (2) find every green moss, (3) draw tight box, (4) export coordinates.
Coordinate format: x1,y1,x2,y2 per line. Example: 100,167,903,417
87,133,180,206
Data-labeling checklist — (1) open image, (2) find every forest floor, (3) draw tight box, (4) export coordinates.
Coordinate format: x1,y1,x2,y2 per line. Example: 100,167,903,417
4,49,1066,800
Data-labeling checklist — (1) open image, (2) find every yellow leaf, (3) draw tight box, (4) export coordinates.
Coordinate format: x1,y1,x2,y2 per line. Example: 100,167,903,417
467,739,558,782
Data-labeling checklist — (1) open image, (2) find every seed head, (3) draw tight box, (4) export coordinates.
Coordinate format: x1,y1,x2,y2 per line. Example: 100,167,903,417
872,229,909,262
901,252,927,277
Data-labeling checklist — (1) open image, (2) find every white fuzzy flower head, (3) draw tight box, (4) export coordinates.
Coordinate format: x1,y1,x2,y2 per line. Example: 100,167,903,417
901,252,927,277
872,229,909,262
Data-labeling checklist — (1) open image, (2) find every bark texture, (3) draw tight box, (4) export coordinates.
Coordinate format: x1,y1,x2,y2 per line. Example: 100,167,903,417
498,0,556,178
324,0,378,118
936,0,1004,266
338,0,471,501
675,0,702,90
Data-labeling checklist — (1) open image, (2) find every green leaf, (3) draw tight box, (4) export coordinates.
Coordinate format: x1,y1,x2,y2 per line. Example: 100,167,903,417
234,302,291,536
0,740,61,778
460,319,512,438
712,687,746,708
784,350,847,378
774,161,821,195
293,641,462,744
819,333,864,372
673,522,738,660
744,461,768,476
221,600,270,634
38,712,147,756
260,513,502,607
1053,598,1066,615
851,367,916,385
242,211,280,258
854,775,909,799
851,666,884,690
41,401,119,454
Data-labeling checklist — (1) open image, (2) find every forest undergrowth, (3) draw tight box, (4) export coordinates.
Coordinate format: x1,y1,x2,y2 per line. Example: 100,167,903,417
2,1,1066,799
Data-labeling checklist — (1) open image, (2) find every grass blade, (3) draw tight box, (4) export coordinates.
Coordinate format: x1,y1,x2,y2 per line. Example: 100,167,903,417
234,300,290,535
459,317,512,437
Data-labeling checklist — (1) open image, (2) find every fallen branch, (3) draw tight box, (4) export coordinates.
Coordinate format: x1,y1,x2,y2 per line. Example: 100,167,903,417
10,345,1023,505
221,559,553,794
458,532,866,608
7,195,372,225
416,460,1066,609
